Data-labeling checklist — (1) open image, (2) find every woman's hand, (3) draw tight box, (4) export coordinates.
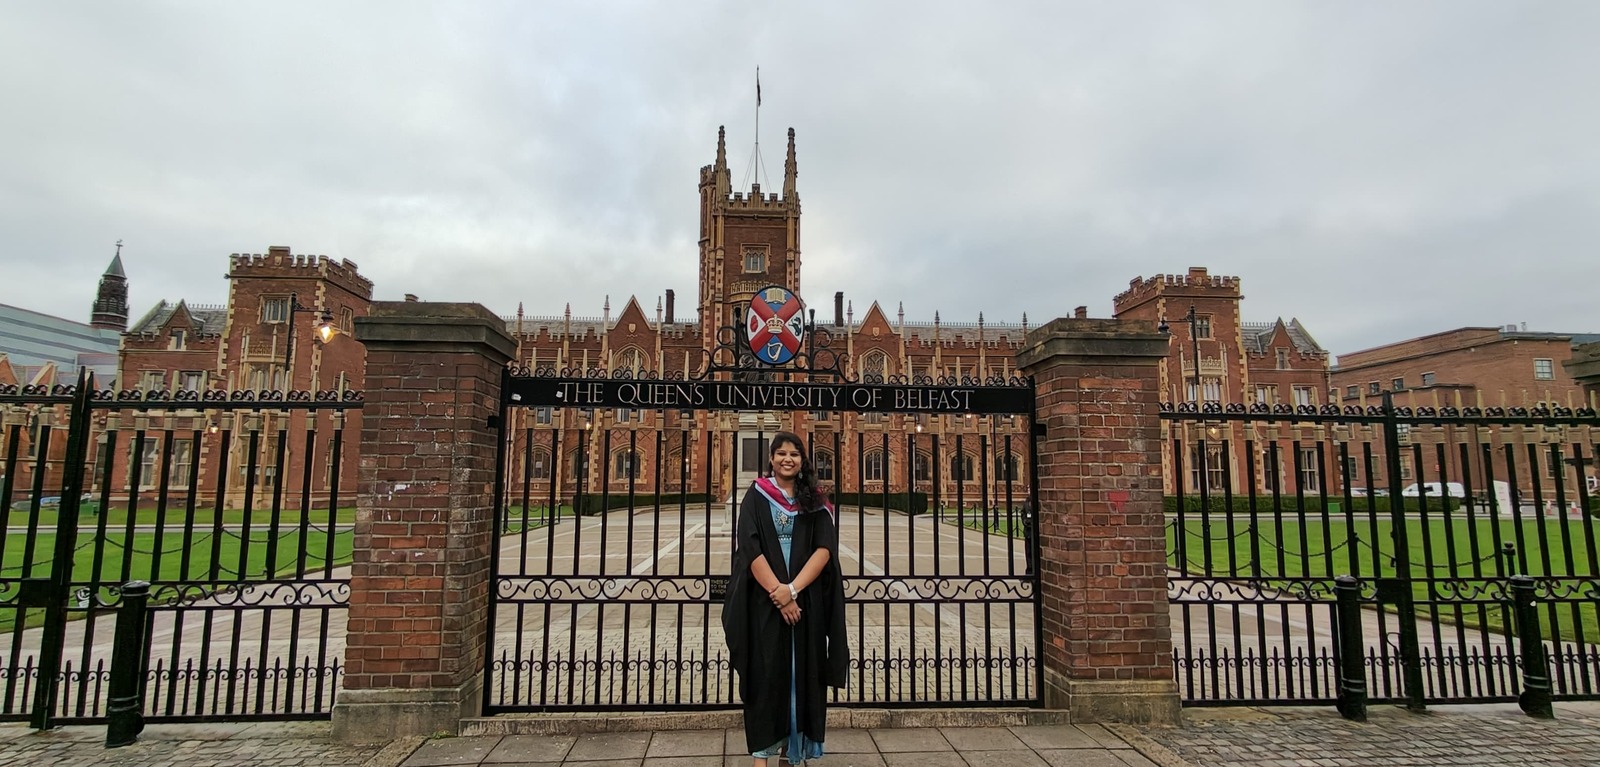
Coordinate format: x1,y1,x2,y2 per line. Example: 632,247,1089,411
768,586,788,608
780,600,802,625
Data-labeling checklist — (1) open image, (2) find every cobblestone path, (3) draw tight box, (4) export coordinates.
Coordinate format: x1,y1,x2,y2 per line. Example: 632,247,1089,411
1136,703,1600,767
0,722,382,767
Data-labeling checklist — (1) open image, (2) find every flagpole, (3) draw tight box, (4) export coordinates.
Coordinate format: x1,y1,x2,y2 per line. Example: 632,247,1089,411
755,67,761,187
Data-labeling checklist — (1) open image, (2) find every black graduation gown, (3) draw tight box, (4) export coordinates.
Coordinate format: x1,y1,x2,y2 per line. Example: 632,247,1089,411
722,485,849,753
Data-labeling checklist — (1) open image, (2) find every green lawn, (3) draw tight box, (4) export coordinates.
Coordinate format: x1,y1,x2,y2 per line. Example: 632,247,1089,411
5,506,346,529
1167,514,1600,643
3,528,354,584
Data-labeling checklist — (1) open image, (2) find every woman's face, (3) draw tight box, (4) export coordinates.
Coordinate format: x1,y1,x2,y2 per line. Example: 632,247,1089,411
770,442,804,481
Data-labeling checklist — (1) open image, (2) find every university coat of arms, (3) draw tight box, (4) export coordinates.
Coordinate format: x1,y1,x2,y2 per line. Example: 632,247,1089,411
745,285,807,365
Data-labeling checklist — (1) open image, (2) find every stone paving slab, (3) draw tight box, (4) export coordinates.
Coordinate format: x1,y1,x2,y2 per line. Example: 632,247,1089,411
0,721,1160,766
1133,702,1600,767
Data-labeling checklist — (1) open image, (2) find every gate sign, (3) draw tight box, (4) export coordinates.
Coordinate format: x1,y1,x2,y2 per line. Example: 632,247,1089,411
745,285,806,365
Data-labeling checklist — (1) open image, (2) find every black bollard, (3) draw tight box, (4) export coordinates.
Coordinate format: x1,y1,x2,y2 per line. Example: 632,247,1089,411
1510,575,1554,719
1333,575,1368,722
105,580,150,748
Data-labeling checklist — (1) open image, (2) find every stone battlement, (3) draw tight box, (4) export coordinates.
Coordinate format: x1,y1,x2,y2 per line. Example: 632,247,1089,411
1113,266,1240,310
228,246,374,298
721,183,794,213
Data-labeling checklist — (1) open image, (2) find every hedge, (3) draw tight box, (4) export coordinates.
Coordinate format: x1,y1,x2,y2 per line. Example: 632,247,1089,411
830,491,931,516
1164,494,1463,516
575,492,711,516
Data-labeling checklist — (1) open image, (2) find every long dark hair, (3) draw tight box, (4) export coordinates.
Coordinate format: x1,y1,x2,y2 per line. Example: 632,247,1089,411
769,431,824,512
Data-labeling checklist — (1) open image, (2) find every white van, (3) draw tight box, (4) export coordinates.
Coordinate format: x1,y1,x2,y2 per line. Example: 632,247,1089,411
1400,482,1467,499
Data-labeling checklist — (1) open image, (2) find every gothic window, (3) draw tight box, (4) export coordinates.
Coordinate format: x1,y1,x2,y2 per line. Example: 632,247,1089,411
529,448,552,480
612,450,639,481
613,347,647,374
1276,348,1288,369
665,448,686,488
743,247,768,273
862,350,889,379
996,452,1020,483
864,450,886,482
914,452,932,482
1194,316,1213,339
261,297,289,324
951,453,976,483
1188,443,1226,494
814,450,835,482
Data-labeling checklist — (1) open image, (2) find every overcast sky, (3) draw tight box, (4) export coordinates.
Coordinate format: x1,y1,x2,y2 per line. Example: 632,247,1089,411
2,2,1597,359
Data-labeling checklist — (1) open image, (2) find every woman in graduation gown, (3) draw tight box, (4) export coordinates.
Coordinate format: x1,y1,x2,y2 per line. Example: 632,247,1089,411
723,432,849,766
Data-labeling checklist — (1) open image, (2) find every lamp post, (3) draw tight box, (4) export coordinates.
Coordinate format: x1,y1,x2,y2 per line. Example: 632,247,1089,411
1158,305,1202,402
283,293,335,392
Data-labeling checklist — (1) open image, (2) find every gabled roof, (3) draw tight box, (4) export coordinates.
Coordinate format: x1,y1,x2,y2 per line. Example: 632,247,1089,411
128,300,227,335
1242,318,1326,356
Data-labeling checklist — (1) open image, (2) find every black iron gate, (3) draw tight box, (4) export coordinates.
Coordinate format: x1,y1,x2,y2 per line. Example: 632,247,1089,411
1164,396,1600,707
0,373,359,726
484,366,1040,711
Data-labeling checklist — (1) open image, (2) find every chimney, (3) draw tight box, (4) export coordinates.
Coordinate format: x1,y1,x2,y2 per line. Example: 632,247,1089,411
665,289,675,324
404,294,419,303
834,292,844,327
1074,306,1088,319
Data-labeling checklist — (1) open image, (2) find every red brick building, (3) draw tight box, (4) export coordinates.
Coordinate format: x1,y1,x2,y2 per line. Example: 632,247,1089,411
1112,267,1334,495
91,248,374,507
1331,327,1600,499
500,127,1034,507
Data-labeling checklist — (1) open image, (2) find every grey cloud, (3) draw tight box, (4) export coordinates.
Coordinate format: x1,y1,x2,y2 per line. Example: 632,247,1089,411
2,1,1596,356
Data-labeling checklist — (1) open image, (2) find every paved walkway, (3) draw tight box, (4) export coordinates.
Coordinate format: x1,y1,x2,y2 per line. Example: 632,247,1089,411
0,722,383,767
395,725,1159,767
6,704,1600,766
1133,702,1600,767
0,722,1159,767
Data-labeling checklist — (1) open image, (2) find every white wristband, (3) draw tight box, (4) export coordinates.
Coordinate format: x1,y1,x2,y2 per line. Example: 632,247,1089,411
788,584,799,601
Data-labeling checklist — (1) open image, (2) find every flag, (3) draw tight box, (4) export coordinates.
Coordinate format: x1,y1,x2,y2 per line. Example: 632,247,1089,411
756,68,761,107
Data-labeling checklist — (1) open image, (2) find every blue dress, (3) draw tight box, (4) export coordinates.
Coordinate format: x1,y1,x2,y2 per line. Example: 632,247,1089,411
751,493,826,764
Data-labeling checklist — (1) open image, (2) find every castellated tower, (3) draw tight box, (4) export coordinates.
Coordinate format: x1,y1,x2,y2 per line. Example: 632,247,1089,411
220,245,374,393
697,126,802,353
91,248,130,332
1113,266,1245,403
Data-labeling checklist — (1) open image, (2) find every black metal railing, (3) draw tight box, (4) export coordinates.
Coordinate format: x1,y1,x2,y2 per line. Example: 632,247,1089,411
485,366,1039,710
1164,396,1600,709
0,374,360,727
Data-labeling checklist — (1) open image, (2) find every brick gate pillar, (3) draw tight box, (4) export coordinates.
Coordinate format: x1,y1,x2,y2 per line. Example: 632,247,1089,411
331,302,515,742
1017,317,1180,724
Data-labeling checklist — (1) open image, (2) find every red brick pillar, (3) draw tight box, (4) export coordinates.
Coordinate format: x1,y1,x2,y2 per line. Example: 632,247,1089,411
1018,317,1180,724
331,302,515,742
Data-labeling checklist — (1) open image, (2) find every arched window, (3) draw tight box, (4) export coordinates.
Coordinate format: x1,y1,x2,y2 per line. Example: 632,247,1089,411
568,451,590,483
814,450,835,482
612,346,647,374
862,350,889,379
529,448,552,480
864,450,886,482
951,453,976,483
914,452,932,482
995,451,1020,483
612,449,639,480
664,448,685,488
